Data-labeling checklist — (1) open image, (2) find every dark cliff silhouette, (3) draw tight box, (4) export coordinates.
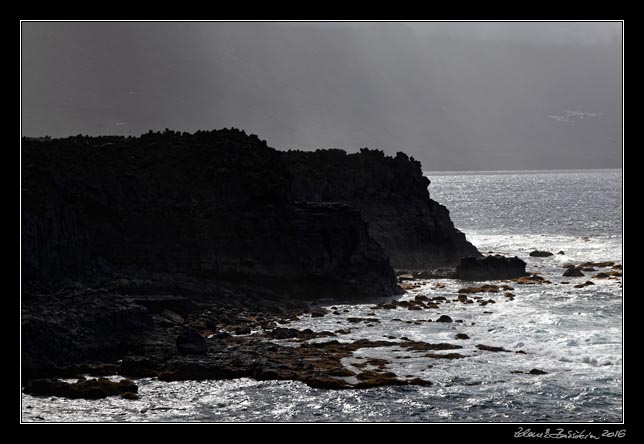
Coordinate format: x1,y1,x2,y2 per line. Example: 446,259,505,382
21,129,482,379
281,148,480,268
22,129,398,299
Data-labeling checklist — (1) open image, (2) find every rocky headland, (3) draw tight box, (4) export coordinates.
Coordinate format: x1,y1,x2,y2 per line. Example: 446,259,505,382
23,129,532,397
281,148,480,269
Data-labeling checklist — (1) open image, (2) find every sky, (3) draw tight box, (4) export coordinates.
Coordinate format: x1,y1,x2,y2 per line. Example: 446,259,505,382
21,21,622,171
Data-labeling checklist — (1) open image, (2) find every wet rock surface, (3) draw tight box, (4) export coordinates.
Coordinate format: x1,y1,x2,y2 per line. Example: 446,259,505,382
21,257,616,397
453,255,527,281
563,267,585,277
23,377,138,400
21,272,533,393
529,250,553,257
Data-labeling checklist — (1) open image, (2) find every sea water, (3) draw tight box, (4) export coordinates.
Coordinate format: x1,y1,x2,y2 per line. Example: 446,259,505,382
21,169,623,423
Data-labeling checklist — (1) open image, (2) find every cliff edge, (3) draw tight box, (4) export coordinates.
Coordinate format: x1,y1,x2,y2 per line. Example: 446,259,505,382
281,148,481,269
22,129,398,299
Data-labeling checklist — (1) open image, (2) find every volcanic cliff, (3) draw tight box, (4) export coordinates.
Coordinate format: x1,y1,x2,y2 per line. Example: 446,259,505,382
281,148,480,269
22,129,397,299
21,129,484,383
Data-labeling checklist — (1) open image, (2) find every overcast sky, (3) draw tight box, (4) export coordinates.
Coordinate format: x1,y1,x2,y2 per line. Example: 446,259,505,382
21,21,622,171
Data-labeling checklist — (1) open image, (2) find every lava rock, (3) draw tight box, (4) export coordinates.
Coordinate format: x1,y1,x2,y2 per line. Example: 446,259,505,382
453,255,527,281
530,251,553,257
234,326,252,335
476,344,510,352
176,328,208,355
310,309,328,318
23,377,138,399
281,148,481,268
563,268,584,277
119,355,160,377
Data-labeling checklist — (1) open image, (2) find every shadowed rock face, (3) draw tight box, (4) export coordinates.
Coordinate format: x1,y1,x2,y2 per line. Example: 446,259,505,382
21,289,154,379
22,129,398,298
281,148,481,268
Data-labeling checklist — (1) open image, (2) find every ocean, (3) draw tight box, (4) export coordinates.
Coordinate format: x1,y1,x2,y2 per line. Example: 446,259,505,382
21,169,623,423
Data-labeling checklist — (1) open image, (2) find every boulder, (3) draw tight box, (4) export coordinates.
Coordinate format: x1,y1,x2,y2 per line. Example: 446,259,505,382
436,315,453,323
453,255,527,281
563,268,584,277
176,328,208,355
310,309,328,318
529,251,553,257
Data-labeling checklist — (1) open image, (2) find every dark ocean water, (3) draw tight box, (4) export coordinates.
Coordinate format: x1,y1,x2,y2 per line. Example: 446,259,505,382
22,169,623,422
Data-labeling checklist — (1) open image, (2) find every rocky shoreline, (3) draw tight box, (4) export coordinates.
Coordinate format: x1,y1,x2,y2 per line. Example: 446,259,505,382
23,128,572,400
24,257,622,399
21,270,541,397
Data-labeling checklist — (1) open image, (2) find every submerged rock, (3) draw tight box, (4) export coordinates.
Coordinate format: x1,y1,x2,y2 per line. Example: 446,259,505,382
593,271,621,279
574,281,595,288
513,274,551,285
476,344,510,353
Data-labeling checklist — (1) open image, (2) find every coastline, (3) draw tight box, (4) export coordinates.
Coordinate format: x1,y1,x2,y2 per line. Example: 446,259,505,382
21,133,622,422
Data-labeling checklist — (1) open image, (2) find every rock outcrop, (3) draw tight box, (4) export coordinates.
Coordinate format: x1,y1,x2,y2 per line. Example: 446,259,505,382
21,288,154,379
23,377,138,400
453,255,527,281
529,250,554,257
281,148,480,268
22,129,398,299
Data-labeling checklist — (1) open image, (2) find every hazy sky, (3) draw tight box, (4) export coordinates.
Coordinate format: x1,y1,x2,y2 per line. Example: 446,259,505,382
21,21,622,170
